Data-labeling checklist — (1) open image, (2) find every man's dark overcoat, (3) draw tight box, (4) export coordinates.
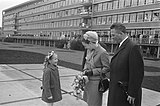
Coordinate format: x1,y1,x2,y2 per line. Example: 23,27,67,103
107,38,144,106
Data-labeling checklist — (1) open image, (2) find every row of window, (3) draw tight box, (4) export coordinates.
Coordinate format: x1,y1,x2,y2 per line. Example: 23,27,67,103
5,0,90,15
94,0,159,12
5,0,159,21
18,19,83,30
4,20,15,25
4,6,90,23
17,30,82,40
18,0,89,17
3,14,15,20
96,28,160,37
93,10,160,25
4,0,160,21
18,7,88,24
19,0,158,17
3,26,15,31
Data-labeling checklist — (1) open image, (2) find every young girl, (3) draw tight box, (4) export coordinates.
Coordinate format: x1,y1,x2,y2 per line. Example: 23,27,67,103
41,51,62,106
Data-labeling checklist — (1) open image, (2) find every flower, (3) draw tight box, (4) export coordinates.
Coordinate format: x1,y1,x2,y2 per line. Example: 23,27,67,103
71,73,88,100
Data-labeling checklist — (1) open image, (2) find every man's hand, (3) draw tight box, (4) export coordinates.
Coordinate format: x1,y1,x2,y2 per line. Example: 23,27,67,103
127,95,135,105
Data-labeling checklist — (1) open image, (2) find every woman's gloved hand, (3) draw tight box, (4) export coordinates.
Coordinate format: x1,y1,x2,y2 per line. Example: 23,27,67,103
83,70,93,76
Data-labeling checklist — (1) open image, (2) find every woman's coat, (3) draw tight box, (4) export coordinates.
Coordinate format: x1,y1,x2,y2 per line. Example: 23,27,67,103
83,45,110,106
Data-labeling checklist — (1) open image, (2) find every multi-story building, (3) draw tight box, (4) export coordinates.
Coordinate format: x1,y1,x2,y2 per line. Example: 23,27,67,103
2,0,160,58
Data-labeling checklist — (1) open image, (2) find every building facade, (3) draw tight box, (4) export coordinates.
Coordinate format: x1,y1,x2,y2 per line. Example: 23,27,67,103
2,0,160,58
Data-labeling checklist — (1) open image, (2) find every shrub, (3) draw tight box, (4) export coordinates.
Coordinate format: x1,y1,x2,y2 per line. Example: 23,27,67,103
3,37,15,43
55,40,67,48
70,40,85,51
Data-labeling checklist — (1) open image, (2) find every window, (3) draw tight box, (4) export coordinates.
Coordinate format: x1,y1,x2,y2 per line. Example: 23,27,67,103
143,29,151,35
113,0,118,9
119,0,124,8
107,16,112,24
98,3,103,12
74,8,78,15
137,12,144,22
130,30,136,37
70,20,73,26
68,9,71,16
112,15,117,23
76,19,80,26
152,10,160,21
97,17,102,25
125,0,131,7
65,10,69,16
118,14,123,23
108,2,112,10
123,14,129,23
144,11,152,22
154,0,160,3
136,29,143,35
102,16,107,24
73,19,76,26
102,2,108,11
71,9,75,15
94,4,98,12
130,13,137,23
131,0,138,6
146,0,154,4
138,0,145,5
93,17,97,25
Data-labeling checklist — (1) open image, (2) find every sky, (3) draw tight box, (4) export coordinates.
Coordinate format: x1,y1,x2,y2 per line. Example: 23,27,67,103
0,0,30,27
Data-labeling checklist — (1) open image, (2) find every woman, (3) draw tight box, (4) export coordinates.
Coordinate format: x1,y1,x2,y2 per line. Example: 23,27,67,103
82,31,110,106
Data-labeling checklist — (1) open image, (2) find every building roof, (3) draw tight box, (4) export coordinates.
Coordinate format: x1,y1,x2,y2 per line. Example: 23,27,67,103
3,0,39,12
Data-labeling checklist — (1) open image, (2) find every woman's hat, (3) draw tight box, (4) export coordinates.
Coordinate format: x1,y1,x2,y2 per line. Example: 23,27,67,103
83,31,98,43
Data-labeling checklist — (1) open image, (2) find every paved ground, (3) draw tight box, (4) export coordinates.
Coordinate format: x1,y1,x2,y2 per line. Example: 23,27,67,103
0,42,160,106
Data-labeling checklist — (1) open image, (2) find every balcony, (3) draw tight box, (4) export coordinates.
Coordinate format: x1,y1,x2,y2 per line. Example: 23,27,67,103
80,0,92,6
79,23,91,30
80,10,92,18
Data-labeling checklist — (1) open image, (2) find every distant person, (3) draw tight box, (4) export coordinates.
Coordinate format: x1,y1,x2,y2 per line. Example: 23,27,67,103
81,31,110,106
139,34,143,44
41,51,62,106
107,23,144,106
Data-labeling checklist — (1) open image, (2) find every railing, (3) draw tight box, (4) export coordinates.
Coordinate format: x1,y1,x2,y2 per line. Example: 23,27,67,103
81,0,92,3
130,38,160,45
99,37,160,45
80,11,92,15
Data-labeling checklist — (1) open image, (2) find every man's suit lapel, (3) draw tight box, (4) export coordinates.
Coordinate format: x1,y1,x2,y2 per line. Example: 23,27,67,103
111,38,130,62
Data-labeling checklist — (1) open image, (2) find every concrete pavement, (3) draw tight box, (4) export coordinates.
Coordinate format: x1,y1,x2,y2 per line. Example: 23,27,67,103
0,42,160,106
0,64,160,106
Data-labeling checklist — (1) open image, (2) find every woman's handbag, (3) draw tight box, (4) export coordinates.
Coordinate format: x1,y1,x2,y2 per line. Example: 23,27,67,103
98,72,109,93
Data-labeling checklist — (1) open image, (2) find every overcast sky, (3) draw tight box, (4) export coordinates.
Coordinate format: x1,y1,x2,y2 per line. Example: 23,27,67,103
0,0,30,27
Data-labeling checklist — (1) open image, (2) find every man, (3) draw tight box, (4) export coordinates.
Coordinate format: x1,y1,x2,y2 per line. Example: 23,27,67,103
107,23,144,106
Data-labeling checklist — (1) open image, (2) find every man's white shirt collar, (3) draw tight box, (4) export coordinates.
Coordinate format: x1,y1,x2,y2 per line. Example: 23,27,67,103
119,36,128,47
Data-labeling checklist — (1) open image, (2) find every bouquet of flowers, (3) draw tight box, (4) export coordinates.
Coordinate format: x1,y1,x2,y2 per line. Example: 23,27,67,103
71,73,88,100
